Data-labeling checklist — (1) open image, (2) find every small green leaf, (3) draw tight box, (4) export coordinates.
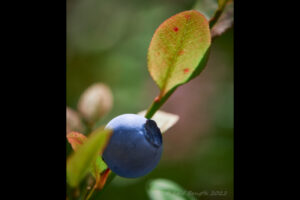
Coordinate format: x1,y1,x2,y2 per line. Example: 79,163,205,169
138,110,179,133
66,131,108,178
66,128,112,187
148,10,211,98
147,179,197,200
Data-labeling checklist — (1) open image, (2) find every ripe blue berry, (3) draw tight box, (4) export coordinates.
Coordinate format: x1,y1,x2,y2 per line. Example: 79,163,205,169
102,114,163,178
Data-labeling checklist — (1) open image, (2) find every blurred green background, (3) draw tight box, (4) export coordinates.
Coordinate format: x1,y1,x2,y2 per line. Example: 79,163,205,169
67,0,233,199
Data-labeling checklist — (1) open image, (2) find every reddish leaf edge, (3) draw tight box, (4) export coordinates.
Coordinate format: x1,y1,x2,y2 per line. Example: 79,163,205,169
94,168,111,190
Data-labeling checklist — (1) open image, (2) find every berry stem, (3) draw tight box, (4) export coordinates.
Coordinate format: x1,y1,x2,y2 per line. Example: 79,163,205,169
145,99,163,119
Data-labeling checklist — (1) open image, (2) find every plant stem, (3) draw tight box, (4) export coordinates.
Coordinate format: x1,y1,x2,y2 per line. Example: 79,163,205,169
145,88,176,119
145,99,163,119
209,0,229,28
85,185,96,200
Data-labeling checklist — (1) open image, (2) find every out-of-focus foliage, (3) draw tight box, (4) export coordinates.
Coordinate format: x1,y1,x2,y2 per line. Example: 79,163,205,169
67,0,131,52
147,179,197,200
77,83,113,124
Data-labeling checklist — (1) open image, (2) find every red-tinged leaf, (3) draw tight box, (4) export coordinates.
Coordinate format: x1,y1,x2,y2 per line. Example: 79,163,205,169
95,168,111,190
67,132,87,151
148,10,211,98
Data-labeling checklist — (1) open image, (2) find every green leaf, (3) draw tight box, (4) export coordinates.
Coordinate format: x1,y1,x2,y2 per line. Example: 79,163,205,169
66,128,112,187
137,110,179,133
66,131,108,178
147,179,197,200
148,10,211,98
94,156,108,174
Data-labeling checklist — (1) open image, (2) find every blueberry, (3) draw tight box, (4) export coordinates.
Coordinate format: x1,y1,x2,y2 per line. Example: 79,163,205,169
102,114,163,178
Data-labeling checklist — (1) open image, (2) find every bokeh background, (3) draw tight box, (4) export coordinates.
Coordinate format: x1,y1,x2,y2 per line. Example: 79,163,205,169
67,0,233,199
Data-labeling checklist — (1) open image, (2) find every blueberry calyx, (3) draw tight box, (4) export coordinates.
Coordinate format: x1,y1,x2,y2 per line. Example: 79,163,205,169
144,119,162,147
